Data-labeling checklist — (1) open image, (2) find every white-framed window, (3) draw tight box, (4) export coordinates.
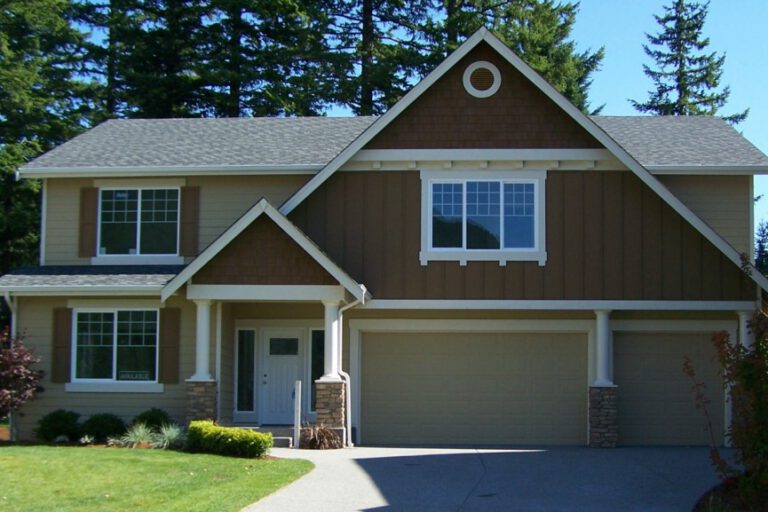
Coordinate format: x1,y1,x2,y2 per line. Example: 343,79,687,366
98,188,180,257
420,170,547,266
72,309,159,383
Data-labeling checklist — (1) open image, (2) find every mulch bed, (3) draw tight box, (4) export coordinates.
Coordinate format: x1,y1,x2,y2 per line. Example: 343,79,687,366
0,427,10,442
692,479,750,512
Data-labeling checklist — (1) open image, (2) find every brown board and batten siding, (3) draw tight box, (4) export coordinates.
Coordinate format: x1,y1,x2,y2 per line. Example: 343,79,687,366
195,215,337,286
288,170,755,301
365,42,602,150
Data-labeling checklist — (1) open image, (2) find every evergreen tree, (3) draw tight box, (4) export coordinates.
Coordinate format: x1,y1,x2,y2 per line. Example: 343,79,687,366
422,0,604,114
631,0,747,124
755,221,768,277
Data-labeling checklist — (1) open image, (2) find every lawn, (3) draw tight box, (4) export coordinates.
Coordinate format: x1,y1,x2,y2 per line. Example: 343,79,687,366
0,446,313,512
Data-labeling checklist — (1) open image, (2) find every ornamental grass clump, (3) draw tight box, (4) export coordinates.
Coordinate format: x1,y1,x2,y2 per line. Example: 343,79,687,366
300,424,343,449
116,422,154,449
186,420,272,458
152,423,185,450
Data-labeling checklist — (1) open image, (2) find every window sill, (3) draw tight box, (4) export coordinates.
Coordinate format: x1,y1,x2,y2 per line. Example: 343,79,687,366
91,255,184,266
419,250,547,267
65,382,165,393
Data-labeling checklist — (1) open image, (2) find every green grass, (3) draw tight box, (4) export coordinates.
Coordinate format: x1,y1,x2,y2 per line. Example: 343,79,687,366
0,446,313,512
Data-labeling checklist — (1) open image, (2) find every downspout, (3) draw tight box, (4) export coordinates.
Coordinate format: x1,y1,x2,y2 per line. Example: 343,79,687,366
337,285,366,447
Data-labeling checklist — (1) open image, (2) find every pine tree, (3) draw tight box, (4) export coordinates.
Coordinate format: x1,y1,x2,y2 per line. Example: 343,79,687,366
631,0,747,124
755,221,768,277
422,0,604,114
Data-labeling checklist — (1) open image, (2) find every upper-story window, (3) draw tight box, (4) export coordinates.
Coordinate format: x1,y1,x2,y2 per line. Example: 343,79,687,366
99,188,179,256
420,170,547,266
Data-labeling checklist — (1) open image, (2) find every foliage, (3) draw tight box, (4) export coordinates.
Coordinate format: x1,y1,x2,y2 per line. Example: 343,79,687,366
0,445,313,512
187,420,273,458
754,221,768,277
81,413,127,442
631,0,747,124
0,330,43,419
684,313,768,509
300,423,343,449
132,407,173,431
115,422,155,448
36,409,81,442
152,422,186,450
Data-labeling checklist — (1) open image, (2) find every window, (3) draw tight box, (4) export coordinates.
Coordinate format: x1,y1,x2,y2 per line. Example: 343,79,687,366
99,188,179,256
310,330,325,411
74,310,158,382
421,170,546,266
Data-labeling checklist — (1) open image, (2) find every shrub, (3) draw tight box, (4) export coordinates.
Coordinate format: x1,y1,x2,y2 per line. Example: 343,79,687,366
132,408,172,431
300,424,343,449
36,409,81,442
152,423,185,450
81,413,126,442
187,420,272,458
115,422,154,448
0,330,43,419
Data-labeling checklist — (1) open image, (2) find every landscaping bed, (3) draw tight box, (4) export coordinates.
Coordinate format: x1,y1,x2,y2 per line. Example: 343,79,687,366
0,445,313,512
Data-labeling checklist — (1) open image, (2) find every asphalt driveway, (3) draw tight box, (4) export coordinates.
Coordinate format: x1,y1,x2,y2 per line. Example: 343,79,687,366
244,446,720,511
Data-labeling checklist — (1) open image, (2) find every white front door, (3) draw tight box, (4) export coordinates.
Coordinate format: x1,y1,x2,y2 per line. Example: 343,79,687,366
260,328,303,424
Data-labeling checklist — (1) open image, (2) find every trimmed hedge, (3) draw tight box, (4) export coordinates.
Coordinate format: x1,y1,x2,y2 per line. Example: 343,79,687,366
187,421,273,458
36,409,81,442
82,413,126,441
132,408,172,431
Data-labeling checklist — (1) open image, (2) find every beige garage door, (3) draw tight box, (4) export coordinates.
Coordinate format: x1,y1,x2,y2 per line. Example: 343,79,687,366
614,332,724,446
360,332,587,446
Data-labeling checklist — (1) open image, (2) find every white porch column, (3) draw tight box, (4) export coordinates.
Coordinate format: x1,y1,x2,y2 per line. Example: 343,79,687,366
189,299,213,381
320,301,342,381
593,310,614,386
737,311,754,349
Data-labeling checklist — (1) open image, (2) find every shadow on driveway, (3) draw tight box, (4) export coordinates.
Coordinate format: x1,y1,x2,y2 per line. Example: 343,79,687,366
246,447,721,512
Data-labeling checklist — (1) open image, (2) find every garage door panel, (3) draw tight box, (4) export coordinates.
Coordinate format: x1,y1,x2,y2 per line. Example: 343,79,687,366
361,331,587,446
615,332,724,446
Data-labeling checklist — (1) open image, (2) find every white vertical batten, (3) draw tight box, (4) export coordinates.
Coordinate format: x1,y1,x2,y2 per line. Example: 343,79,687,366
593,310,614,386
189,299,213,381
39,179,47,265
319,301,341,381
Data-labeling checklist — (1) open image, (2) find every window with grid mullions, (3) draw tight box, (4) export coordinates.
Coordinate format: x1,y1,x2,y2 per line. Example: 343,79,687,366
99,189,179,255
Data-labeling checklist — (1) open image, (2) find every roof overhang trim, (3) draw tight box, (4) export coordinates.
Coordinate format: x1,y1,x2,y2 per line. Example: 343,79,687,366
16,164,322,179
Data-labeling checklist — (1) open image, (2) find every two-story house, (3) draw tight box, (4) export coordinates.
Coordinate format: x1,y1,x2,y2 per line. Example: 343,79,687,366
3,28,768,447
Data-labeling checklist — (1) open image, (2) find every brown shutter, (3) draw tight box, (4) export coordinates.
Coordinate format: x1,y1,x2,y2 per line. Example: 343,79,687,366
159,308,181,384
79,187,98,258
51,308,73,383
180,186,200,257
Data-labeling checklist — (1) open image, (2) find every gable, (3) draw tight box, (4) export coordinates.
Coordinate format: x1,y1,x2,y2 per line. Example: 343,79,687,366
365,42,603,150
194,216,336,286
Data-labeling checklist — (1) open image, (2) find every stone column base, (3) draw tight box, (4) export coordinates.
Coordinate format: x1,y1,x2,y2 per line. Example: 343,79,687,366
186,380,217,425
315,381,345,428
589,386,618,448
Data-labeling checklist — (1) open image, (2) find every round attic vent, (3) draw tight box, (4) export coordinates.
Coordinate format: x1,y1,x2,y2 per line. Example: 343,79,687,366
463,61,501,98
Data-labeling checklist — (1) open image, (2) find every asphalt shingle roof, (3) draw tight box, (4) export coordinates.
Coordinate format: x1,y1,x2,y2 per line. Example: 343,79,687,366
20,114,768,172
0,266,183,289
591,115,768,168
23,117,377,170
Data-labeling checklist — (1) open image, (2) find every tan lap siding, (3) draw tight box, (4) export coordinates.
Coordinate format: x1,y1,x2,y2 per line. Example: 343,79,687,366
45,178,91,265
15,296,196,440
361,332,587,446
614,332,724,446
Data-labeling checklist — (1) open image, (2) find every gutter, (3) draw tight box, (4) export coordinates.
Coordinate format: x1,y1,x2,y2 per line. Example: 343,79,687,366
336,285,367,447
16,164,323,180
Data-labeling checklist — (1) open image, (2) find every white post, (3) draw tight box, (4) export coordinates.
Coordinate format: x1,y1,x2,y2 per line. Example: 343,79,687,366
738,311,754,349
190,299,213,381
593,310,613,386
293,380,301,449
320,301,341,381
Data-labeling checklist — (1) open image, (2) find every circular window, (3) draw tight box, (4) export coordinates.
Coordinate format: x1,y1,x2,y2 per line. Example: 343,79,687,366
463,61,501,98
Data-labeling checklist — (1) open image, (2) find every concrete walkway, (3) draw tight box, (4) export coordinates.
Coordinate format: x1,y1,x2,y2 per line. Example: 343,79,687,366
244,446,720,511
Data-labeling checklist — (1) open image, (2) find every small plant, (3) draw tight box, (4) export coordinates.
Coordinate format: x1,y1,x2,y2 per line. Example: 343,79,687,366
300,424,343,449
36,409,81,442
132,408,172,431
152,423,185,450
187,420,272,458
79,434,95,445
81,413,126,442
0,330,43,420
117,422,154,448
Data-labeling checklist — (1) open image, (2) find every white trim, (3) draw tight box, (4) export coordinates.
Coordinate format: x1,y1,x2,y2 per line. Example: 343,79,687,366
351,149,614,162
190,299,213,381
93,178,186,188
462,60,501,98
0,286,163,296
161,198,369,302
361,299,758,311
647,165,768,175
277,27,768,295
91,255,184,266
215,301,223,420
39,179,47,265
18,164,321,179
348,318,594,445
65,382,164,393
420,169,547,266
186,284,347,302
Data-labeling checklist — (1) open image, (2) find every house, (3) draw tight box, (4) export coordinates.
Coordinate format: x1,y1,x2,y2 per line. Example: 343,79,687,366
3,28,768,447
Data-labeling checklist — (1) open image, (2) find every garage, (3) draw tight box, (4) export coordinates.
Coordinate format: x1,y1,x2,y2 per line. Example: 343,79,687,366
614,332,724,446
360,331,588,446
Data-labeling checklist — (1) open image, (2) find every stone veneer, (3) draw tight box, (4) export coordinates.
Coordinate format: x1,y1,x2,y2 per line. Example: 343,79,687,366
186,381,217,424
589,386,618,448
315,381,345,428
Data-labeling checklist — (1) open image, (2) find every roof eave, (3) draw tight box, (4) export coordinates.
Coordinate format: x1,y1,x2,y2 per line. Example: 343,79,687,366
647,165,768,175
0,285,164,296
16,164,323,179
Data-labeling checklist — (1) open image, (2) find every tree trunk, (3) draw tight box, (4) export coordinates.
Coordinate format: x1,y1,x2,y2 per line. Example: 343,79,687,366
226,5,243,117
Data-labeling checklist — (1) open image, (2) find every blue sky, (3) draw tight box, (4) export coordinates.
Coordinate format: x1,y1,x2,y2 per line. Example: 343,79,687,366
570,0,768,231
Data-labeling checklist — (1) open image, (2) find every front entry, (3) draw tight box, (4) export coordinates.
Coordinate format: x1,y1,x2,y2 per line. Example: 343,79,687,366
260,328,304,424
